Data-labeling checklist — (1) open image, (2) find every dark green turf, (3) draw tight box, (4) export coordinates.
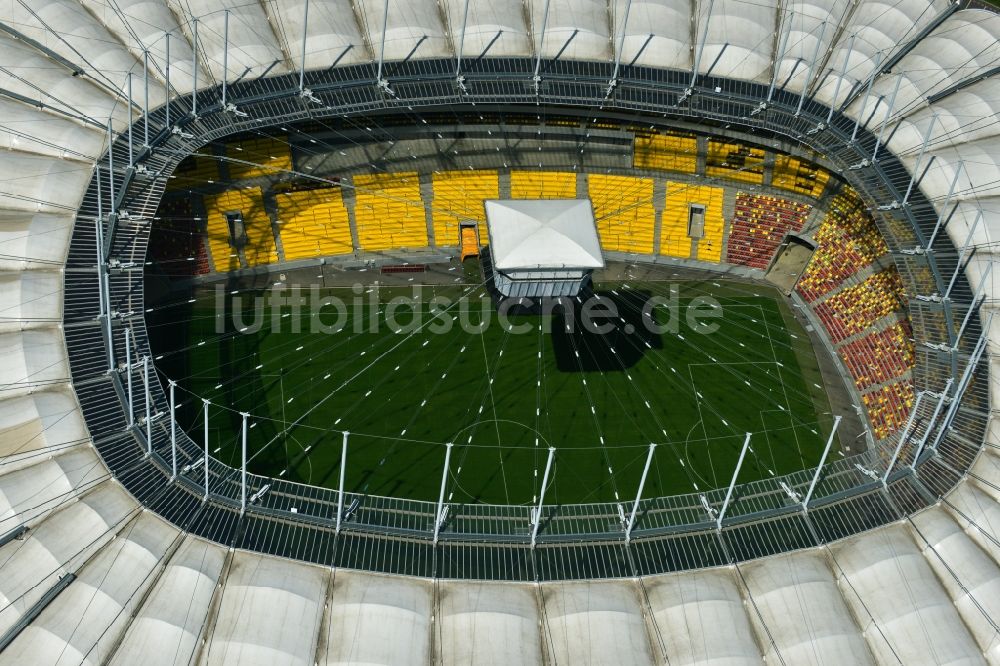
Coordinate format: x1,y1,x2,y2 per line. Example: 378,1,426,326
149,276,836,505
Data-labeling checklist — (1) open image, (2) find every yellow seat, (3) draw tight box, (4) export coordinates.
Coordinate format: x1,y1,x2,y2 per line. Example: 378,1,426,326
510,171,576,199
633,133,697,173
226,136,293,180
431,171,499,246
588,174,655,254
706,140,765,185
353,172,428,251
275,189,354,260
772,154,830,198
660,182,724,262
203,187,277,270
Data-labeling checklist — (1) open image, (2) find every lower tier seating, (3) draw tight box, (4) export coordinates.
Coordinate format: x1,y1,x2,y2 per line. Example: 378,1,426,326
430,171,499,246
203,187,276,270
589,174,655,254
838,322,915,391
725,193,811,269
510,171,577,199
660,183,725,262
814,269,906,343
275,188,353,260
353,172,428,251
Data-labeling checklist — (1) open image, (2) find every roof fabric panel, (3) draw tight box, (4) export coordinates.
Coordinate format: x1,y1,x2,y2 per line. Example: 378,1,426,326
644,568,763,665
324,571,433,664
438,581,543,665
443,0,532,57
695,0,779,82
614,0,691,70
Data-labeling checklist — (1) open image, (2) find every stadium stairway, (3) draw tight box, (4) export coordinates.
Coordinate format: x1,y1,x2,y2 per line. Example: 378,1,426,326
460,226,479,261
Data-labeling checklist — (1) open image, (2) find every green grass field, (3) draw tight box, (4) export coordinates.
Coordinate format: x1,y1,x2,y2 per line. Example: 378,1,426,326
148,272,837,505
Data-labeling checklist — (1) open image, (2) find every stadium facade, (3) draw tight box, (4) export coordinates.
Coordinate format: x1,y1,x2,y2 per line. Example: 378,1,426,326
0,0,999,663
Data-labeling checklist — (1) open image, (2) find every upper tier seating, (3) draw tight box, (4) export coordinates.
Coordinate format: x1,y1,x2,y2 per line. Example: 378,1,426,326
706,141,765,185
772,155,831,198
167,153,218,191
226,136,293,181
633,133,698,174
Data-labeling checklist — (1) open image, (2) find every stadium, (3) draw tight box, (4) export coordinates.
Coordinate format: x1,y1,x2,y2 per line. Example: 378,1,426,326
0,0,998,663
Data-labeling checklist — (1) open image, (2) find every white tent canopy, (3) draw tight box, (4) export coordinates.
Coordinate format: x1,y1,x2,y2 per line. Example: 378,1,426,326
485,199,604,271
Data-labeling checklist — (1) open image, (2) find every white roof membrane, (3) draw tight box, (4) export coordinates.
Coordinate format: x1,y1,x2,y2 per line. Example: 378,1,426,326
542,580,656,665
438,581,543,665
644,567,763,665
109,536,227,666
203,551,327,666
324,570,433,665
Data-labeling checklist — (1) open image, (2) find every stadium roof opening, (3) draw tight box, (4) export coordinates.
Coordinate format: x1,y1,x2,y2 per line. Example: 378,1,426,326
485,198,605,298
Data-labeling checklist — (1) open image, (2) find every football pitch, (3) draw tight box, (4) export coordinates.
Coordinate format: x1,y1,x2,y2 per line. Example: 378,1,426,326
148,272,838,506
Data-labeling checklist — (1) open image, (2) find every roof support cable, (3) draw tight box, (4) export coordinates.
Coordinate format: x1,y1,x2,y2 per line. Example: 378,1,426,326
802,415,842,510
924,161,964,252
191,18,198,118
164,33,171,128
297,0,321,105
126,74,134,168
222,10,230,108
870,73,903,164
432,442,453,545
336,431,348,534
954,263,992,348
532,0,552,95
624,443,656,542
716,433,752,530
530,447,556,547
688,0,715,92
882,391,925,486
143,50,150,147
299,0,310,92
169,379,177,480
606,0,633,99
375,0,394,96
794,20,826,117
943,209,982,300
202,399,210,500
816,33,855,131
454,0,470,93
910,379,953,471
901,113,939,206
760,9,793,113
848,51,882,144
927,319,991,456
